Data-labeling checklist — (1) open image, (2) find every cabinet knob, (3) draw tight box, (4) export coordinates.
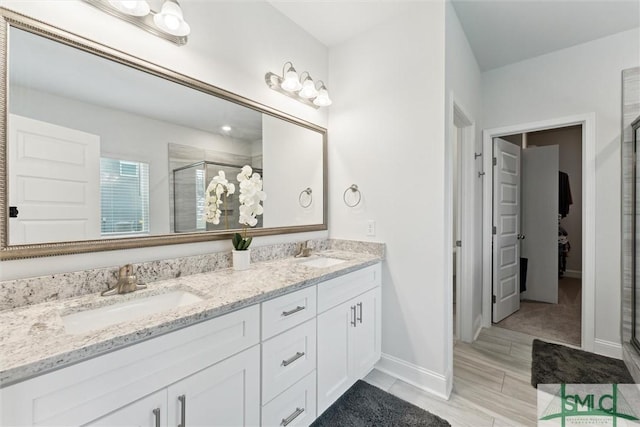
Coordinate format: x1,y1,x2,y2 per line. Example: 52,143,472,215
178,395,186,427
350,305,357,327
281,305,305,317
281,351,305,367
152,408,161,427
281,407,305,426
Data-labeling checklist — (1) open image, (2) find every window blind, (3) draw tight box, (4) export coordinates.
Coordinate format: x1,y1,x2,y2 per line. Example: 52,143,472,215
100,158,150,235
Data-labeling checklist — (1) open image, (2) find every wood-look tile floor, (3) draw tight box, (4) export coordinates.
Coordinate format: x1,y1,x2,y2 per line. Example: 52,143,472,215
364,327,539,426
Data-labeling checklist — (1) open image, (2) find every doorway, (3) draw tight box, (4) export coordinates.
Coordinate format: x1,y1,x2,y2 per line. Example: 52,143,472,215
450,100,474,344
482,114,596,352
493,127,583,346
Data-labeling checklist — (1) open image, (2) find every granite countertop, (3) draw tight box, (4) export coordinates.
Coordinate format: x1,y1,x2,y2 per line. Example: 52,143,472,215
0,249,382,387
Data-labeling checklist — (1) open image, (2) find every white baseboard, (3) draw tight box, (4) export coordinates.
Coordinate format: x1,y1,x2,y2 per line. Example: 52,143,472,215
375,353,450,400
594,338,623,359
563,270,582,279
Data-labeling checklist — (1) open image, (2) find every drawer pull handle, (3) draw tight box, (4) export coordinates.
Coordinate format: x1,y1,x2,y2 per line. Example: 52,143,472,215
351,305,357,327
357,302,363,324
282,305,305,317
178,394,186,427
281,351,305,367
281,407,305,426
153,408,161,427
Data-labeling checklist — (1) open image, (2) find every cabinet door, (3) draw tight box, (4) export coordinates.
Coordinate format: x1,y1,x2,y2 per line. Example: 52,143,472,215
167,345,260,427
349,287,382,379
316,299,352,415
84,390,166,427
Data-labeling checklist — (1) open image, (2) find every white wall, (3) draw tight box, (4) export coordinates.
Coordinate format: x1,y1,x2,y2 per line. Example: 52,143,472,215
0,1,329,280
328,2,449,397
262,115,324,228
482,28,640,349
445,1,484,342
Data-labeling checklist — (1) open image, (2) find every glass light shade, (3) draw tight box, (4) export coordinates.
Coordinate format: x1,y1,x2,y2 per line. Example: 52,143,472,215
108,0,150,16
298,78,319,99
153,0,191,36
281,69,302,92
313,88,332,107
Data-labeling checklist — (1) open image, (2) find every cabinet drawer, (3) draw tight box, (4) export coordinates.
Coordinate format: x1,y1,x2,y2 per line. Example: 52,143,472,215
317,263,381,313
262,319,316,404
262,286,316,340
262,371,316,427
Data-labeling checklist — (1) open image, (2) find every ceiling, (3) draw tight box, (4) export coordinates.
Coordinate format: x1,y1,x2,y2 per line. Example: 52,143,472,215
268,0,640,71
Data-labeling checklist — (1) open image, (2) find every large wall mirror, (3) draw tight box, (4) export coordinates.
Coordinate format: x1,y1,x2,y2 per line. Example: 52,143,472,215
633,115,640,353
0,10,327,260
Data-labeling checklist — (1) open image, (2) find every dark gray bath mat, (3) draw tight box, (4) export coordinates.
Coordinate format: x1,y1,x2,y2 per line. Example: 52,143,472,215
311,380,450,427
531,339,635,387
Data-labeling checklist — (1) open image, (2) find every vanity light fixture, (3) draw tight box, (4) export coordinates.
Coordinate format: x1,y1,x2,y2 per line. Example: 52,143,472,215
265,62,332,109
83,0,190,45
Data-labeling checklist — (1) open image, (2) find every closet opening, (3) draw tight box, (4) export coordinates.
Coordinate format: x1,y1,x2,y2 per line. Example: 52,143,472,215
492,125,583,347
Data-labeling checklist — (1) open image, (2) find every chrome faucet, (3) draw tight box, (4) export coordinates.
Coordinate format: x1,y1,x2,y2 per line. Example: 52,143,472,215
101,264,147,296
295,240,313,258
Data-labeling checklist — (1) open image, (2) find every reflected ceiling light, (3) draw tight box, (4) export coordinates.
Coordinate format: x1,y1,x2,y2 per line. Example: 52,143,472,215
83,0,190,45
108,0,150,16
221,125,232,132
265,62,332,109
154,0,191,37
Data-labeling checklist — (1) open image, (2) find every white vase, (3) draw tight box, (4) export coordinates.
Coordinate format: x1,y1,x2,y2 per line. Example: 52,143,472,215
232,249,251,271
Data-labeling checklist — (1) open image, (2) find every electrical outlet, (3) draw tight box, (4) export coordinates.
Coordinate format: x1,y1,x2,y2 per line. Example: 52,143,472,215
366,220,376,236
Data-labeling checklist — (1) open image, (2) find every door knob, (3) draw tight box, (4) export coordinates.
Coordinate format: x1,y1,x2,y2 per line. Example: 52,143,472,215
517,234,526,240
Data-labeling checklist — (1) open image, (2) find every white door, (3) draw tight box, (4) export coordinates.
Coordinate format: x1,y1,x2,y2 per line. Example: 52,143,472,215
167,345,260,427
317,300,351,415
522,145,559,303
8,114,101,244
349,288,381,379
85,390,166,427
492,138,521,322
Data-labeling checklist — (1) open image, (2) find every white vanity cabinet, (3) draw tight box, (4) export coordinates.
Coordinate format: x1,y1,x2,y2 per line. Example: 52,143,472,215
316,264,381,415
0,305,260,427
1,261,382,427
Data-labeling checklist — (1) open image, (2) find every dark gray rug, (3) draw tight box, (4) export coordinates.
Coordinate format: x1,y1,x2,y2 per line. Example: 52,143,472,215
311,380,450,427
531,339,635,387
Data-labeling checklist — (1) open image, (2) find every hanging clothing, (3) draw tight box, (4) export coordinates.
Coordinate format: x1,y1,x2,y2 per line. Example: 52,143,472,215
559,171,573,218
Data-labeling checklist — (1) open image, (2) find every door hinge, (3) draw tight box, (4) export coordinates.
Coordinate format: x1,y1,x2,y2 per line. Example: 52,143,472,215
455,240,462,247
492,295,496,304
9,206,18,218
493,157,497,166
492,226,496,235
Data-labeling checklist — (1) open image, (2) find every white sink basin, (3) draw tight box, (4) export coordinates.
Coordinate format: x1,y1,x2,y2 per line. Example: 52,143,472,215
62,290,203,335
298,257,346,268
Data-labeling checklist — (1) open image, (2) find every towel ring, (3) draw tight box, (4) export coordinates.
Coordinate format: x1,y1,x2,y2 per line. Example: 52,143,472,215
343,184,361,208
299,187,313,208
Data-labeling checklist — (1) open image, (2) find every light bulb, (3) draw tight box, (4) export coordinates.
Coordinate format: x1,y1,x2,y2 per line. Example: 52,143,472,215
298,78,319,99
281,68,301,92
313,87,332,107
163,14,180,30
221,125,232,132
153,0,191,36
108,0,150,16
